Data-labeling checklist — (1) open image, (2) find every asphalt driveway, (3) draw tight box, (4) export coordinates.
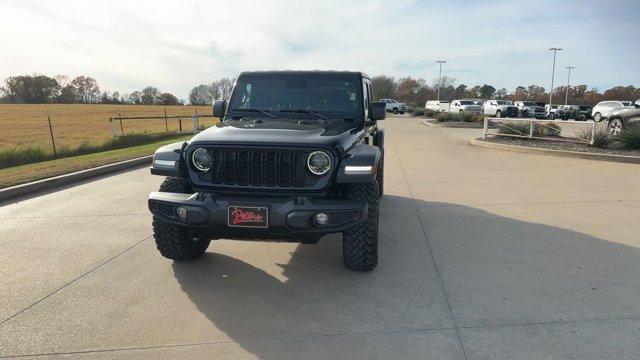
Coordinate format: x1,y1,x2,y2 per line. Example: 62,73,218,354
1,116,639,359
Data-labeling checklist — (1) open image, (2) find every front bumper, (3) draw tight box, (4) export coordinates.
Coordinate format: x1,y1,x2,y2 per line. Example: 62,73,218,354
148,192,368,241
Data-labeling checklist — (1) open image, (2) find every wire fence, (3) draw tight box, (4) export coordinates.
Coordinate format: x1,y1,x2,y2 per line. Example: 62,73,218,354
0,105,215,155
482,117,597,145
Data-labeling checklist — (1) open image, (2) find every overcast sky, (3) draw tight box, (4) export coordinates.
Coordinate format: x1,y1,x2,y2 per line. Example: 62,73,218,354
1,0,638,100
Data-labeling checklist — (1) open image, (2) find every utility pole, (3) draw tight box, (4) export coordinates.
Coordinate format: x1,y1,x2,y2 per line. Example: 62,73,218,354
436,60,446,101
548,48,562,107
564,66,574,106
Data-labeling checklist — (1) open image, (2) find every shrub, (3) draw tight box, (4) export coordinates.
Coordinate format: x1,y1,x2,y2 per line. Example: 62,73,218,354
0,146,47,169
497,121,531,135
619,128,640,150
535,122,562,137
577,128,614,148
424,109,438,118
408,107,426,116
470,115,485,124
436,112,475,123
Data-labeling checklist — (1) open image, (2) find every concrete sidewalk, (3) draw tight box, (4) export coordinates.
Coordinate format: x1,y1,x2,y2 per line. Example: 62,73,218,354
1,116,639,359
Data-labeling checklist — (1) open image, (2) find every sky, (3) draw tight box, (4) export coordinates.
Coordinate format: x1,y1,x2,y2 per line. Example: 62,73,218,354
1,0,638,100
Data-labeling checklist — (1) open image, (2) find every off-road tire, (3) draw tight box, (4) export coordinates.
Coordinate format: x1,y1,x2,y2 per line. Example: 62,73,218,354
342,182,379,271
153,177,210,261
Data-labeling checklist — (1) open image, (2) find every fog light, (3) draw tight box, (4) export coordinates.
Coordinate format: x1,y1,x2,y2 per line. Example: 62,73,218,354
176,206,188,220
314,212,329,226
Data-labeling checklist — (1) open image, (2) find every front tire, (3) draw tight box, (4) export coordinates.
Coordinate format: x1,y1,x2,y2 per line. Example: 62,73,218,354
153,177,210,261
392,107,398,114
593,112,602,122
342,183,379,271
608,118,624,136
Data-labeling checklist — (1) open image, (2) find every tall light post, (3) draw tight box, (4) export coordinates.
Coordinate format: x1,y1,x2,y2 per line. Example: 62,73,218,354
564,66,575,105
548,48,562,107
436,60,446,101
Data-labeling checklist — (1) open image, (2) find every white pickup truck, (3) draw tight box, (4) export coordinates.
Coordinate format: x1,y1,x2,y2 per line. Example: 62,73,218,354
449,100,483,114
380,99,407,114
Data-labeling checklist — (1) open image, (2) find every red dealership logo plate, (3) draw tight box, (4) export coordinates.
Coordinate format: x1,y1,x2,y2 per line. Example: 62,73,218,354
227,206,269,228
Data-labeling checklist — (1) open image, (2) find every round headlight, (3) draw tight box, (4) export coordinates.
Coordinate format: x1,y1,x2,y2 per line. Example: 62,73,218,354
307,151,331,175
192,148,212,172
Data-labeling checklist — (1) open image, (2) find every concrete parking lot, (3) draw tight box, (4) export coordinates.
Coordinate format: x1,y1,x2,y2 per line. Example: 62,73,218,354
1,116,639,359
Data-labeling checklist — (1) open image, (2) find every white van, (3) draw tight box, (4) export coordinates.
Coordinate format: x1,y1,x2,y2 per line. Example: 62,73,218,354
425,100,450,113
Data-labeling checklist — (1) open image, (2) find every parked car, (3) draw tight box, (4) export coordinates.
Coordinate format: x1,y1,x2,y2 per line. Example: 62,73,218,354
449,100,483,114
483,100,518,118
425,100,450,113
473,99,485,107
536,101,547,108
514,101,546,118
545,104,564,119
148,70,386,271
560,105,593,121
607,99,640,135
380,98,407,114
591,100,634,122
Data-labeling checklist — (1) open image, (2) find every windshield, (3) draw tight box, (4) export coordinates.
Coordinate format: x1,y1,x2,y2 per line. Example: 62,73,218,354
228,73,362,118
460,100,474,105
496,100,513,105
523,102,537,106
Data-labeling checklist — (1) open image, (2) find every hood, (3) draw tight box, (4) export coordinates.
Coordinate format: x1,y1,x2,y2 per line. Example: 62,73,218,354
188,119,362,150
460,105,482,110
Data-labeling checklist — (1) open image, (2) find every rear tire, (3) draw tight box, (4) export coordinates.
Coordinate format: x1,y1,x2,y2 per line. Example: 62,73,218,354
342,183,379,271
608,118,624,136
153,177,210,261
495,110,502,118
377,151,384,198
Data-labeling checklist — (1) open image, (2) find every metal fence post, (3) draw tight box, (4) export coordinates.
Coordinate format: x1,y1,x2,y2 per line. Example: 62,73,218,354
179,117,183,132
482,117,488,140
591,120,596,145
47,111,57,156
118,112,124,135
529,119,535,138
164,108,168,132
109,117,116,136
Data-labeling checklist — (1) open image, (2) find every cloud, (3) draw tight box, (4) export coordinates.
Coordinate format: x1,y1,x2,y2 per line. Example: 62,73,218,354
0,0,638,99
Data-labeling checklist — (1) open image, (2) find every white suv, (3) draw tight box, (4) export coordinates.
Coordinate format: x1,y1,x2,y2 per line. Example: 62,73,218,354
380,99,407,114
483,100,519,118
591,100,634,122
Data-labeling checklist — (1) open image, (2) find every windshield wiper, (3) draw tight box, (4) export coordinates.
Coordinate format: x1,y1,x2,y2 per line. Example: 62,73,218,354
232,107,276,119
279,108,329,121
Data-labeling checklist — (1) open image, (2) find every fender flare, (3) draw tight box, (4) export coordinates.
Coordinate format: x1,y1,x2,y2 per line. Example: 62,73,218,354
336,144,381,183
150,141,187,178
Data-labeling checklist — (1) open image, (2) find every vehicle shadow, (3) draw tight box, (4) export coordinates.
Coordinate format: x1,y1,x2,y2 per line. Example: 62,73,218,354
171,195,640,359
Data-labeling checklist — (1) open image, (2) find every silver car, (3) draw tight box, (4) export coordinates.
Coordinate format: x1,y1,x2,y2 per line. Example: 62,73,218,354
607,99,640,135
591,100,634,122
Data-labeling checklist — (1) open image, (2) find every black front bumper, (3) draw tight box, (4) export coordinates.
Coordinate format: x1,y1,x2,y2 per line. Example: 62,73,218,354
148,192,368,242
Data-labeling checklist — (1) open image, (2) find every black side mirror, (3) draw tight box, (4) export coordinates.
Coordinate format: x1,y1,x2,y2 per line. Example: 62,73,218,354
212,100,227,119
370,102,386,121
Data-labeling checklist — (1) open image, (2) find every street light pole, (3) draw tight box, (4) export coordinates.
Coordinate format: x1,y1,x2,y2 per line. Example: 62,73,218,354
564,66,574,106
436,60,446,101
548,48,562,108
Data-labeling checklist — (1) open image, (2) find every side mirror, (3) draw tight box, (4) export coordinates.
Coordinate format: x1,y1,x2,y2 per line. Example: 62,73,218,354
370,102,386,121
212,100,227,118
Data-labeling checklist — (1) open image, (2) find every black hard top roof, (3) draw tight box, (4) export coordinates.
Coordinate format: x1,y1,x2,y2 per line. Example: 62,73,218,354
238,70,369,80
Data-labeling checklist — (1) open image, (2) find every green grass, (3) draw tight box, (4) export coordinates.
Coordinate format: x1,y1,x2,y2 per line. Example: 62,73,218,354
0,136,191,189
0,132,189,169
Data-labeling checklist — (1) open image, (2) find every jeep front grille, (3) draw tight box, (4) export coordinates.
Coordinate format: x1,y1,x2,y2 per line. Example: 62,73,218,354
199,147,317,189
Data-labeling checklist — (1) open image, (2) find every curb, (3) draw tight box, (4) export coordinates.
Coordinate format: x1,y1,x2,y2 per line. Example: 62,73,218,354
469,139,640,164
0,155,153,203
423,120,483,129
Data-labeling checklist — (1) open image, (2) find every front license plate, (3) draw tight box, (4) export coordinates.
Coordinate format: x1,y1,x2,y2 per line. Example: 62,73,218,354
227,206,269,228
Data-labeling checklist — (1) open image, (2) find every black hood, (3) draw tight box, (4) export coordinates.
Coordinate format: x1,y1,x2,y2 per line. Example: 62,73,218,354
188,119,363,150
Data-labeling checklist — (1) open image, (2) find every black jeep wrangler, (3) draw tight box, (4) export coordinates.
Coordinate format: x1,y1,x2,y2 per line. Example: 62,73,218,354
147,71,386,271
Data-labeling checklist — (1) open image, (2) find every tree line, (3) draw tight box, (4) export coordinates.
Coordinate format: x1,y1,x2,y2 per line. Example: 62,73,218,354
2,73,637,107
0,74,183,105
371,75,640,107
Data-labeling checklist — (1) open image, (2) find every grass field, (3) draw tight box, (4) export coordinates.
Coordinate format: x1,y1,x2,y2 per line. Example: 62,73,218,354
0,104,215,152
0,135,192,189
